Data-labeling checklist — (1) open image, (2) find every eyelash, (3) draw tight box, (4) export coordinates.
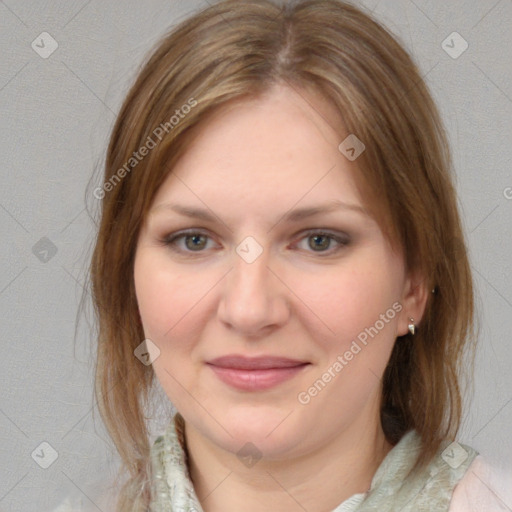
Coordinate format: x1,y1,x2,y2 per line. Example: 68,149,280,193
159,229,350,257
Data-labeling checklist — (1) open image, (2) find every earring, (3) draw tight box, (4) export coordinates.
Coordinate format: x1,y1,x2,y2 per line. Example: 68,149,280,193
408,318,416,335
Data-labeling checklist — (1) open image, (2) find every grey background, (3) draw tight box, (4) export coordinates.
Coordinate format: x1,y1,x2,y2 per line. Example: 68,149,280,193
0,0,511,511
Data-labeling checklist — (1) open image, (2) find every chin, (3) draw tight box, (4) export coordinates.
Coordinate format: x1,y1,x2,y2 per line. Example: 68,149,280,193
206,405,306,459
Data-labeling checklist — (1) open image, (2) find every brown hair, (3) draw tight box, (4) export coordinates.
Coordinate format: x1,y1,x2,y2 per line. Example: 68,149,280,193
85,0,477,509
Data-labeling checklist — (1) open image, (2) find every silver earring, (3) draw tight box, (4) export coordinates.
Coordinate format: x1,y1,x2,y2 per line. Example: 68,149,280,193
408,318,416,336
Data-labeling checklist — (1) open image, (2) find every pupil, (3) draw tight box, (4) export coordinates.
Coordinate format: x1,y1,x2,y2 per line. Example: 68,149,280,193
187,235,204,250
312,235,328,250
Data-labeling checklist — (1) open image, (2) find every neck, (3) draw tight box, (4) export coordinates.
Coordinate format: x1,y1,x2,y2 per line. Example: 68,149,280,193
184,415,393,512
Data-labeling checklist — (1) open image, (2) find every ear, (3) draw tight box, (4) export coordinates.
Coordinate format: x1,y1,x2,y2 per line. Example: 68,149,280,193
396,269,430,337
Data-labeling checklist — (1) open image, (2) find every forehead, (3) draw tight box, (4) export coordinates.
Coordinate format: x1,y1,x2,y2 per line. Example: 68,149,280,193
150,84,370,216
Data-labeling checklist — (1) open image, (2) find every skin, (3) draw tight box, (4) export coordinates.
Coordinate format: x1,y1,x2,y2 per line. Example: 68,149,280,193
134,83,428,512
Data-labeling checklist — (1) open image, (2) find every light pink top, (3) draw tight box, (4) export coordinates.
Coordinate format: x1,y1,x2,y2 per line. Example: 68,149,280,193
449,455,512,511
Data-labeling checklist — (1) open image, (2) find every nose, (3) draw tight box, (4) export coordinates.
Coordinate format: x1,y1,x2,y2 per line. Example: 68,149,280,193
217,242,290,337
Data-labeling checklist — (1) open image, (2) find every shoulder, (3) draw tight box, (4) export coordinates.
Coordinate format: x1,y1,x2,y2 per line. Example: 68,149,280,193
449,455,512,511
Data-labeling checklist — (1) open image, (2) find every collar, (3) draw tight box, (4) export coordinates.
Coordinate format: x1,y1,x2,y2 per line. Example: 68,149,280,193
149,413,478,512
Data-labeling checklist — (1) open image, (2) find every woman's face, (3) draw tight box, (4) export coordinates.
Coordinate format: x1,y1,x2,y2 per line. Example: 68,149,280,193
134,83,421,460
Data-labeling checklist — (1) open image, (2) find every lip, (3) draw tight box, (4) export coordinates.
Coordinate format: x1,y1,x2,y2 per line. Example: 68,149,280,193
207,355,309,370
206,355,310,391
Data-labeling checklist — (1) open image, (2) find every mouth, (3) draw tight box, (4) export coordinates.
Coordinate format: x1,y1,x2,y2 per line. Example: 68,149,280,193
206,355,311,391
207,355,309,370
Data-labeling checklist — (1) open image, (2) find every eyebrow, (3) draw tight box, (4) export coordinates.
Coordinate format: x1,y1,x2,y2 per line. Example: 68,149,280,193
150,199,370,225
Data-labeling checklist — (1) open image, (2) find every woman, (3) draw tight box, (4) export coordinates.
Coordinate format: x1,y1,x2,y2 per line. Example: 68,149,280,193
66,0,510,511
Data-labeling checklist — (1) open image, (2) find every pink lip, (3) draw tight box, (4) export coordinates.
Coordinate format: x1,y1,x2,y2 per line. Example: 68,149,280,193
206,355,310,391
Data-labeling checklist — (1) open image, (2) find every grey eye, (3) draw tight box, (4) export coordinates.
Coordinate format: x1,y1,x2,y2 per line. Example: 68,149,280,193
308,234,332,251
184,234,208,251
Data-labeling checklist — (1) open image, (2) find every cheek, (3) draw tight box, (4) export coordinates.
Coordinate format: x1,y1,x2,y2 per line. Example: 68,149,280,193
289,255,401,348
295,262,400,417
134,251,207,339
134,252,209,404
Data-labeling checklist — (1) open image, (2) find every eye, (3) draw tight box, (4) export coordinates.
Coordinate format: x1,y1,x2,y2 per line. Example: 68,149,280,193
160,229,350,256
293,230,350,255
161,230,216,253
